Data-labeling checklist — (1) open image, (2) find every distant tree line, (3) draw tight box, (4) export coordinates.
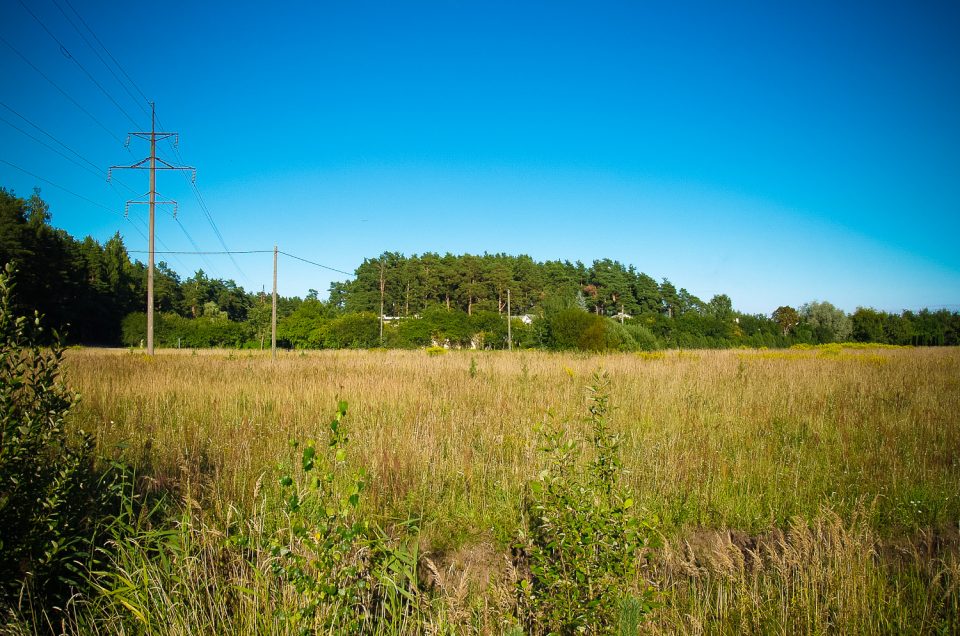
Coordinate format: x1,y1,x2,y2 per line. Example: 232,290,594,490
2,187,958,350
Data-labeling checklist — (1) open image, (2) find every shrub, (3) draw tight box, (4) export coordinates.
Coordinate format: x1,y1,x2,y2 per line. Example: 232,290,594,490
623,323,661,351
547,308,598,350
389,316,433,348
323,312,381,348
600,319,638,352
0,265,101,608
121,312,252,348
515,370,655,633
421,306,473,348
470,310,508,349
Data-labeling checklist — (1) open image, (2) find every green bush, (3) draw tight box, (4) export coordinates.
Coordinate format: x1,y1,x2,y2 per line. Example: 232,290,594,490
516,371,655,633
420,306,473,348
121,312,252,348
548,308,600,350
278,299,332,348
323,312,381,348
623,323,661,351
601,319,638,352
388,316,433,348
470,310,508,349
0,265,102,607
548,309,647,352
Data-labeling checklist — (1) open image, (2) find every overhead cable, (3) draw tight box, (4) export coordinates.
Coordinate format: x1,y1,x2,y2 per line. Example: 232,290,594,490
0,156,151,245
51,0,152,121
15,0,141,129
0,35,126,146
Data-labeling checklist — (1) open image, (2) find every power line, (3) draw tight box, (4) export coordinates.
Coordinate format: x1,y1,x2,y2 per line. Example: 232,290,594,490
0,113,108,181
1,102,99,170
61,0,150,105
127,247,356,277
51,0,151,121
154,109,251,284
2,156,118,214
0,101,143,199
155,113,232,248
0,156,148,243
0,34,126,146
130,250,274,255
15,0,141,129
279,251,354,276
174,215,224,279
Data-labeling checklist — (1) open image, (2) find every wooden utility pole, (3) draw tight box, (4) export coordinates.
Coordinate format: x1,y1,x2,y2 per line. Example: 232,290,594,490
109,103,194,355
379,259,385,343
507,288,512,351
272,245,278,359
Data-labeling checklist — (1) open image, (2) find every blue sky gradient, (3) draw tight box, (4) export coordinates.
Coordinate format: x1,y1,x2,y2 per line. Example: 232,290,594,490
2,1,958,313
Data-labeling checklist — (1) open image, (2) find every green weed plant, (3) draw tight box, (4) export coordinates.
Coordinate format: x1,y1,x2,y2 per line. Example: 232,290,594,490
271,400,420,634
516,370,656,634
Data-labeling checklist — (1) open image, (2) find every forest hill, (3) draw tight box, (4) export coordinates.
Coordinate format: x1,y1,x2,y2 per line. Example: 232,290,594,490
2,187,957,349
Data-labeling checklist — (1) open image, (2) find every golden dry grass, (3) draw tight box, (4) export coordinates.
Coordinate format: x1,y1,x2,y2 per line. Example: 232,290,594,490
64,347,960,533
60,346,960,633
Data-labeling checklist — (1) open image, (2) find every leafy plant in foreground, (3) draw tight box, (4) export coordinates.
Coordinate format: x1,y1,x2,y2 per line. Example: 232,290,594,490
0,264,101,609
271,400,420,634
516,370,655,634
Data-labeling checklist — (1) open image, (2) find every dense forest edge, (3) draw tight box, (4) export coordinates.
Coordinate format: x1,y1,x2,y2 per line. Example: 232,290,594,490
3,186,958,350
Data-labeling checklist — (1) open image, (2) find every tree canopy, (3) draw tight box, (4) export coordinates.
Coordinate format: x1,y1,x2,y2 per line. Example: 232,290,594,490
2,187,958,351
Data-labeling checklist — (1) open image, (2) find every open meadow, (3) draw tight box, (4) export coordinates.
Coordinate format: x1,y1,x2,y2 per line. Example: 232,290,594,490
57,345,960,634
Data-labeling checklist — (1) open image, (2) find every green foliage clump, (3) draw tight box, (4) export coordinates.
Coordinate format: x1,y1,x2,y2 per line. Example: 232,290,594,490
516,371,655,634
277,297,332,348
420,306,473,348
800,300,852,343
122,311,252,348
0,264,100,607
388,316,433,348
547,308,599,350
271,401,420,633
469,310,508,349
623,323,661,351
323,312,381,348
547,308,650,352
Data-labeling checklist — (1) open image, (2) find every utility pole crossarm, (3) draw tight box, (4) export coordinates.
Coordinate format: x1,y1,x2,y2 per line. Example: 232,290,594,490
130,131,177,141
125,199,178,218
109,158,195,180
108,157,151,174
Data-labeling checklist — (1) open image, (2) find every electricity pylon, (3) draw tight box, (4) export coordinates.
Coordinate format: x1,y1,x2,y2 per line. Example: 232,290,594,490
109,103,194,355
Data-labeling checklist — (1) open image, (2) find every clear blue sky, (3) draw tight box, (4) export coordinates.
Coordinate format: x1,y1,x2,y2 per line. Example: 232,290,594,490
2,0,958,314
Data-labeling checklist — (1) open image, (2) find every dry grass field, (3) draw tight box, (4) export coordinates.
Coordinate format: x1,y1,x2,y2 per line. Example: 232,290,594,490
59,345,960,634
